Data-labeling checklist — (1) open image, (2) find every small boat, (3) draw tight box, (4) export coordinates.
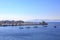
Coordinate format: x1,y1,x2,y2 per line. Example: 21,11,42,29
33,26,38,28
26,27,31,29
19,27,24,29
44,26,47,27
54,26,56,28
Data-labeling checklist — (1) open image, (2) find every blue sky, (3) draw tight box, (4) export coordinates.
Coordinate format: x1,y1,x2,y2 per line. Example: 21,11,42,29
0,0,60,20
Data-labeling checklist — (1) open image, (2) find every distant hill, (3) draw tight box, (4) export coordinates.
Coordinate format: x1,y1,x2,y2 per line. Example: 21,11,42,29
25,19,60,22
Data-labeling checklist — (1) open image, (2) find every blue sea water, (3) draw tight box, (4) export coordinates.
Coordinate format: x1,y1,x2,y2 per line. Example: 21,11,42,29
0,22,60,40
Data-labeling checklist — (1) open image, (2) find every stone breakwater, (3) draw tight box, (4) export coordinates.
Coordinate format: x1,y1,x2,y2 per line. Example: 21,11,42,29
0,20,48,26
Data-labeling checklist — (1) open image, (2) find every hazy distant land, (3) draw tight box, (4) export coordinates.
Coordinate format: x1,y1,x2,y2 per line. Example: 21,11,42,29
0,20,48,26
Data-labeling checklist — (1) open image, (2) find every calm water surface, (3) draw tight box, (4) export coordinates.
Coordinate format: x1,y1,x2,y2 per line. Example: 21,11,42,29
0,22,60,40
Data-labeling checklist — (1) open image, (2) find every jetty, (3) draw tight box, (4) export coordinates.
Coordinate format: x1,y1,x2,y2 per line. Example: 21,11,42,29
0,20,48,26
40,21,48,25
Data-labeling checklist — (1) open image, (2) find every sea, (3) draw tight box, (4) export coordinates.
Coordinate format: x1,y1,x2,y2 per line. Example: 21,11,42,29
0,22,60,40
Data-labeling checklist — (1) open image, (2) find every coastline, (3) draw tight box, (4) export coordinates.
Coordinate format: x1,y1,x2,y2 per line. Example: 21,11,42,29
0,20,48,26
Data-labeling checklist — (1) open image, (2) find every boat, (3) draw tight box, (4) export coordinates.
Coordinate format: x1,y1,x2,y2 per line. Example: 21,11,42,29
26,26,31,29
33,26,38,28
19,27,24,29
